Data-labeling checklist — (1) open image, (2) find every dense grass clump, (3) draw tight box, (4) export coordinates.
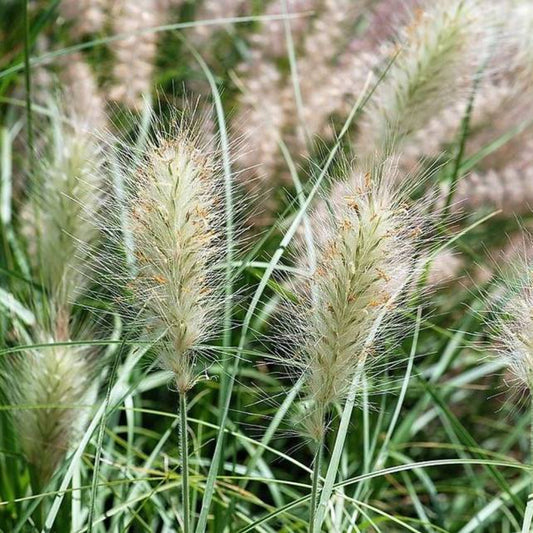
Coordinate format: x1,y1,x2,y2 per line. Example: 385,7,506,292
2,1,533,532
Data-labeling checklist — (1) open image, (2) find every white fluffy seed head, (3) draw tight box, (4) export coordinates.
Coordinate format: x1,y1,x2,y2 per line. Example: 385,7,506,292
488,258,533,392
124,121,225,393
290,160,428,440
20,102,105,313
6,99,106,485
358,0,492,157
2,332,96,486
500,0,533,84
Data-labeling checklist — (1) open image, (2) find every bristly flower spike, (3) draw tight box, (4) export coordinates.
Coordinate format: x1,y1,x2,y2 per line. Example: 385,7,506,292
4,100,105,488
358,0,493,157
117,113,227,533
287,158,431,531
125,120,225,394
292,158,428,441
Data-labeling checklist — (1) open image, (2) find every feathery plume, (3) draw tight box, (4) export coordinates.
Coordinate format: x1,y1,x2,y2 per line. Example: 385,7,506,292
234,60,286,186
123,118,225,393
486,242,533,509
3,331,97,486
113,112,226,532
357,0,490,157
60,0,107,38
396,1,533,220
109,0,168,109
285,158,431,531
20,103,105,311
4,103,106,487
404,0,533,152
289,159,426,440
59,53,107,131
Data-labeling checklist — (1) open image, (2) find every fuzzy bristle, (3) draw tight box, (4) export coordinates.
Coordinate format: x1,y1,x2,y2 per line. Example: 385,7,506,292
290,160,426,439
20,107,105,310
4,332,96,486
5,101,105,486
125,124,225,393
357,0,490,157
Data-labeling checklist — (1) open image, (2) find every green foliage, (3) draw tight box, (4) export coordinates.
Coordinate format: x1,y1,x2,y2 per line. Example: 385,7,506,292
1,1,532,532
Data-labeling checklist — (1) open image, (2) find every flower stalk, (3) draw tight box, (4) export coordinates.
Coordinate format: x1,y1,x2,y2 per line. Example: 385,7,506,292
309,427,324,533
179,392,190,533
285,159,429,529
115,115,226,527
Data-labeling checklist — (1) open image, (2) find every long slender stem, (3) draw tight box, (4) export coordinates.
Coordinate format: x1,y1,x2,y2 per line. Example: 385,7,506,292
309,432,324,533
313,377,358,530
522,393,533,533
529,386,533,493
179,393,190,533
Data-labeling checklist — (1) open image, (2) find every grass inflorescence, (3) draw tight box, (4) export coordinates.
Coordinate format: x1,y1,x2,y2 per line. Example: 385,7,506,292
2,1,533,532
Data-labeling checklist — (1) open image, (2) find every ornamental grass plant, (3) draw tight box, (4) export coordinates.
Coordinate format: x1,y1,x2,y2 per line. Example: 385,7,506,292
2,1,533,532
